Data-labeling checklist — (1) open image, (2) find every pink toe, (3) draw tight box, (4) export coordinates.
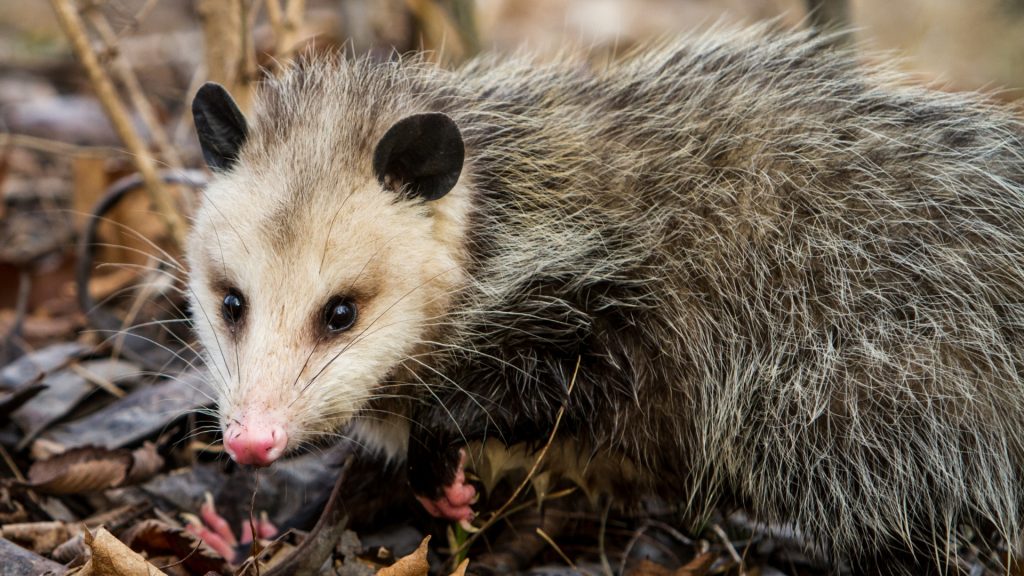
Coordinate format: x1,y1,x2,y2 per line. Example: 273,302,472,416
187,522,237,561
257,514,279,539
444,481,477,507
433,498,474,522
200,495,237,546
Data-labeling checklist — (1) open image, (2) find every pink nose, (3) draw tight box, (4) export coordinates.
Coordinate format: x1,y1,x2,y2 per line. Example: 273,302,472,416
224,422,287,466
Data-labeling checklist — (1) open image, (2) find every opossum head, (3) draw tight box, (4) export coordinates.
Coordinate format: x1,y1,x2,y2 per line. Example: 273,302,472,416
186,81,469,466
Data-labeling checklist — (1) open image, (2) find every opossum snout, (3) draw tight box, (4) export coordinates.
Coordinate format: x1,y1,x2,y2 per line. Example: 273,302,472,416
224,420,288,466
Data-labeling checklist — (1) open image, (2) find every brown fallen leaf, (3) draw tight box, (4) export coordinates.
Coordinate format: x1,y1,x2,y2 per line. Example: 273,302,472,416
38,370,213,451
627,559,671,576
0,520,78,555
27,446,132,494
76,527,165,576
675,551,716,576
125,442,165,485
376,535,430,576
626,552,719,576
0,535,67,576
121,518,227,575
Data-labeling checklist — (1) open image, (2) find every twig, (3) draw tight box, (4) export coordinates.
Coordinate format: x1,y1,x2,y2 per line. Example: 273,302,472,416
6,269,32,348
266,0,306,62
196,0,258,112
711,523,744,574
0,133,123,158
116,0,160,36
263,455,354,576
598,498,613,576
405,0,468,64
536,528,576,569
0,444,25,482
442,0,479,56
69,362,127,398
49,0,187,248
454,356,582,557
80,4,184,170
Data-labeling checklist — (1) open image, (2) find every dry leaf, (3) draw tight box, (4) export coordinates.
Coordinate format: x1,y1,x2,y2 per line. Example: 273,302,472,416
0,535,67,576
675,551,716,576
52,533,88,564
121,519,226,575
627,553,718,576
628,559,672,576
0,521,77,555
78,527,165,576
27,446,133,494
0,381,45,419
38,370,213,451
376,535,429,576
125,442,165,485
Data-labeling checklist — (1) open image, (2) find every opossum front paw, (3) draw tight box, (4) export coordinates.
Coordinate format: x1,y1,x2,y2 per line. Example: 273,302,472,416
184,492,278,563
410,447,477,524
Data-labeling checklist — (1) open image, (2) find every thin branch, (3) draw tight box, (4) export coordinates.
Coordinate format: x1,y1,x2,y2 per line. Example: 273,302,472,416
196,0,257,112
81,3,184,170
266,0,306,62
49,0,187,248
0,133,123,158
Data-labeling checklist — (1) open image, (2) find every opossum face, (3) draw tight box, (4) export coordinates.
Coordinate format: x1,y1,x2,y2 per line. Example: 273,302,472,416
187,83,468,466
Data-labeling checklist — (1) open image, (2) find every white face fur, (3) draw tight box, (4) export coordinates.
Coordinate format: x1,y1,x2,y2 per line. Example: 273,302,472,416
186,145,470,462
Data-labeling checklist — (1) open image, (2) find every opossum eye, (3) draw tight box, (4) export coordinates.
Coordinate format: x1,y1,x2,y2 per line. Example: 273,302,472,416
221,290,246,326
323,297,358,333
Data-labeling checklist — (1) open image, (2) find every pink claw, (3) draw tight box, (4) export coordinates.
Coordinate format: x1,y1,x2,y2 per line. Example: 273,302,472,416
186,493,279,563
416,449,477,523
240,511,279,544
200,493,237,547
186,520,236,561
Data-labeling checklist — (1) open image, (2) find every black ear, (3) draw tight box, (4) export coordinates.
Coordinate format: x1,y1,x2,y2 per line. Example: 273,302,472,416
372,113,464,201
192,82,248,172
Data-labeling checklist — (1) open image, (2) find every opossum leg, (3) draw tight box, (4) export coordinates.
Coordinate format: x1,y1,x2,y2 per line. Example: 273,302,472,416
412,448,477,522
407,382,568,521
407,419,477,521
184,492,278,563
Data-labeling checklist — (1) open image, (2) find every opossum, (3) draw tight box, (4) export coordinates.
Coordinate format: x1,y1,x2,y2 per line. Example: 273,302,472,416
187,27,1024,573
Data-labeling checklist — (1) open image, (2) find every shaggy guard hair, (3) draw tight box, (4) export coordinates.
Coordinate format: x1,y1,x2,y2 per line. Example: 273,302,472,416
190,26,1024,573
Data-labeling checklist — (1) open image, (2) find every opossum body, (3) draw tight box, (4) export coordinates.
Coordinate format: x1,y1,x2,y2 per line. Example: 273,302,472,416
188,27,1024,572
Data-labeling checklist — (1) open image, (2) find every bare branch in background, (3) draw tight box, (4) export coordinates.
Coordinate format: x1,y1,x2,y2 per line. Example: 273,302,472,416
266,0,307,64
805,0,851,44
196,0,258,113
49,0,187,248
406,0,479,65
441,0,479,57
80,2,184,171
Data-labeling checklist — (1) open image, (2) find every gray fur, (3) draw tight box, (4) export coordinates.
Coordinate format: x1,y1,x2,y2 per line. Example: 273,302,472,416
194,26,1024,572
